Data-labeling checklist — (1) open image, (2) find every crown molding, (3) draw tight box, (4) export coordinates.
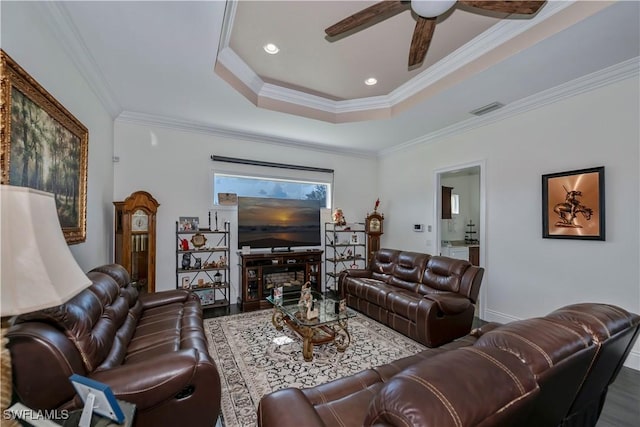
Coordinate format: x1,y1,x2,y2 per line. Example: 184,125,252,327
217,47,265,95
115,111,377,159
35,1,122,118
216,0,573,116
388,1,572,104
380,57,640,156
117,57,638,160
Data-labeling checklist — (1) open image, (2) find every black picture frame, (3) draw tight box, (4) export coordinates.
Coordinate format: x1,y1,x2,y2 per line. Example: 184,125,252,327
542,166,605,240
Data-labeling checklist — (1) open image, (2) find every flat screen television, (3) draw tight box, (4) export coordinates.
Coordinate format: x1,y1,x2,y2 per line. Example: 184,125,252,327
237,197,322,250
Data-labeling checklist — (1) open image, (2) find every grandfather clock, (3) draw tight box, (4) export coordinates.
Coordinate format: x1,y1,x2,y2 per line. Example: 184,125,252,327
365,210,384,268
114,191,159,293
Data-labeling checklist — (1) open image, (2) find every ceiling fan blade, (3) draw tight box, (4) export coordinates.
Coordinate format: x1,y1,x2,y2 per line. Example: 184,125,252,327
325,0,409,37
408,17,436,67
459,1,546,15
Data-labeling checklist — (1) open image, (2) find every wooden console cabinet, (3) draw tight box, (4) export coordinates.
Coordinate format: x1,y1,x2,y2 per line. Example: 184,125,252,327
238,250,323,311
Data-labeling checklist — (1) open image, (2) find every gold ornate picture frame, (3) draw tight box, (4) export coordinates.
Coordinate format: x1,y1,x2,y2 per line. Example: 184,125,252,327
1,50,88,244
542,166,605,241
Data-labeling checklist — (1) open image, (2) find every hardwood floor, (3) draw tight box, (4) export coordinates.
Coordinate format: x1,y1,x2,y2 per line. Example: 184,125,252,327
597,366,640,427
204,306,639,425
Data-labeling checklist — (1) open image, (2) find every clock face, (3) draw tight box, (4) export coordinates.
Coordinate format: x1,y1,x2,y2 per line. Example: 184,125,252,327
132,209,149,232
366,213,383,235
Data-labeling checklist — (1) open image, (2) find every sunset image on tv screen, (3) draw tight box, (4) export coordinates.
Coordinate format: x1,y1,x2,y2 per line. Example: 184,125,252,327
237,197,321,249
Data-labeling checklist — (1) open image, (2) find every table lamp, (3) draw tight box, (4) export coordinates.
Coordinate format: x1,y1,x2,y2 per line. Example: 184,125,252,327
1,185,92,424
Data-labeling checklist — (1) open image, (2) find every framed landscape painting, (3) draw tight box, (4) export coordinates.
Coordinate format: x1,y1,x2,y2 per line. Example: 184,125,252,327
1,50,88,244
542,166,605,241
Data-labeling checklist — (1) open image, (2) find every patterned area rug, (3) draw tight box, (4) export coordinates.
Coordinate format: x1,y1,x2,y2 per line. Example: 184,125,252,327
205,309,426,427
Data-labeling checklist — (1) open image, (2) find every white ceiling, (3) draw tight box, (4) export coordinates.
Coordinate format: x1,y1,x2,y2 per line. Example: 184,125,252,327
228,1,508,100
45,1,639,156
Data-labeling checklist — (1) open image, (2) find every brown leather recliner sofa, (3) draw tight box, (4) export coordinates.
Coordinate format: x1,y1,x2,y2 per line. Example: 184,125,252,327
339,248,484,347
7,264,221,427
258,303,640,427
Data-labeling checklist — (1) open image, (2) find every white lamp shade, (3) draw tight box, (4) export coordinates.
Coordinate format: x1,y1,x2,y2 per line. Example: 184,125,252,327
1,186,91,316
411,0,457,18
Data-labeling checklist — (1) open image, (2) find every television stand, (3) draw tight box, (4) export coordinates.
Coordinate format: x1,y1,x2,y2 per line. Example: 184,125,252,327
271,247,292,253
238,250,323,311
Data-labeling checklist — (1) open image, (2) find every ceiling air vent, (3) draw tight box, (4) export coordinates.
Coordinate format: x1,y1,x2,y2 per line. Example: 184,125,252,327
470,102,505,116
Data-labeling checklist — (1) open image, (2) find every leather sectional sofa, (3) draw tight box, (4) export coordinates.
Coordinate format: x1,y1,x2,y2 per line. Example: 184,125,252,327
7,264,220,427
339,248,484,347
258,302,640,427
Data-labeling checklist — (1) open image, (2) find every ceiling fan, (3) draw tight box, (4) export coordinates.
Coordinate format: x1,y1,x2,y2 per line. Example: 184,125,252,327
325,0,546,68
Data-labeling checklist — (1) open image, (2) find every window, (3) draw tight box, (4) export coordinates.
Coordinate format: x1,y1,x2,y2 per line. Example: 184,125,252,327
451,194,460,215
214,173,331,208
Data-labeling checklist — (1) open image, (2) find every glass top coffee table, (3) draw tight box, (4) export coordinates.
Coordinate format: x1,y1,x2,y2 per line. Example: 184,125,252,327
267,291,356,362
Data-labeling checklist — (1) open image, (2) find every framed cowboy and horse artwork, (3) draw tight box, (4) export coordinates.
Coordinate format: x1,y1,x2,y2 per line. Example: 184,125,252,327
542,166,605,241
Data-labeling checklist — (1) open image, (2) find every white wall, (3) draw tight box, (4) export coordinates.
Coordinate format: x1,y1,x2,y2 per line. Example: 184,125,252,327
379,77,640,368
113,120,378,302
1,2,114,270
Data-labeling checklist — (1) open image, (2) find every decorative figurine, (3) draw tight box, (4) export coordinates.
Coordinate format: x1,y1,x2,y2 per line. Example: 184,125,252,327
181,253,191,270
213,271,222,285
218,255,227,268
180,238,189,251
306,299,319,320
332,208,346,226
193,257,202,269
299,282,312,302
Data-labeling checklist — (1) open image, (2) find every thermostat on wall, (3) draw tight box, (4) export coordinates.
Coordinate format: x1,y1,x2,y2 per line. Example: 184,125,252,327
414,224,424,232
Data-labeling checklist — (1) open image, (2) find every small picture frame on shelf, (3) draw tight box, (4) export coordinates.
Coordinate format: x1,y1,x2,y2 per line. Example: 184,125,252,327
350,233,359,244
199,289,214,305
181,277,190,289
179,216,199,231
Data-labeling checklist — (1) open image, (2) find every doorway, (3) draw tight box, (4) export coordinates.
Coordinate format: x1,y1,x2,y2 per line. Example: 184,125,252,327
434,161,486,319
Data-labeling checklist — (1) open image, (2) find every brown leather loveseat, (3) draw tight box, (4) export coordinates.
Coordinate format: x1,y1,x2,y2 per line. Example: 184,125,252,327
339,248,484,347
7,264,221,427
258,303,640,427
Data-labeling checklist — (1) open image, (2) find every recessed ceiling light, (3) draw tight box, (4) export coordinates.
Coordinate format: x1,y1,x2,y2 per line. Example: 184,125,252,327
364,77,378,86
263,43,280,54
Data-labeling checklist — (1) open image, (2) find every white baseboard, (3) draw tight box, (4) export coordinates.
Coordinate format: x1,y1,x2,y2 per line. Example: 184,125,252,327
482,309,521,324
481,309,639,371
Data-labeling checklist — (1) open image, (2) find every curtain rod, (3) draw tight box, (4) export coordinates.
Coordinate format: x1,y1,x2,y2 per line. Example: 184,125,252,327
211,155,334,174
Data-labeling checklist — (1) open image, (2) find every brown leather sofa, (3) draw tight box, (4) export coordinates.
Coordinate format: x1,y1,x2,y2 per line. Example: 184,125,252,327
339,248,484,347
7,264,221,427
258,303,640,427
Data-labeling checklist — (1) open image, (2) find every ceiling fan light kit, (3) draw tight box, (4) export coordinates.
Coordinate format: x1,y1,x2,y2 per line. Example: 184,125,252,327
325,1,546,68
411,0,457,18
